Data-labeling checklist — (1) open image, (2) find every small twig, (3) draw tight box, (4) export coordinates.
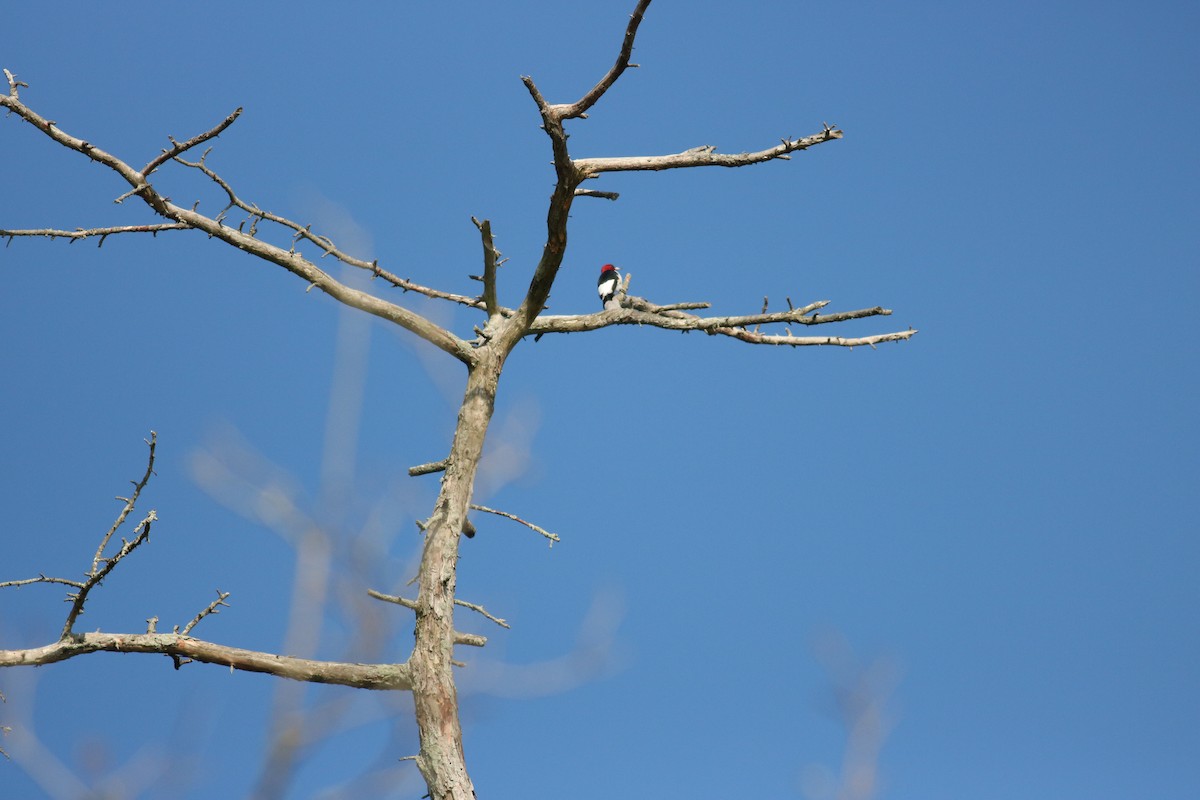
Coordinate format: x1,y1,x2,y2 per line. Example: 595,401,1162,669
92,432,157,576
454,598,510,629
178,590,231,636
3,68,28,98
755,295,768,332
367,588,418,611
469,503,560,545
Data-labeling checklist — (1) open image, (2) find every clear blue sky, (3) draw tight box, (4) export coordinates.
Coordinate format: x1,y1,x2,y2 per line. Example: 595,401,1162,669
2,1,1197,798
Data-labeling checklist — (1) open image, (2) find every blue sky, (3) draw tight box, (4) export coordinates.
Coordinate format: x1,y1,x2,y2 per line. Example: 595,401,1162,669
2,1,1197,798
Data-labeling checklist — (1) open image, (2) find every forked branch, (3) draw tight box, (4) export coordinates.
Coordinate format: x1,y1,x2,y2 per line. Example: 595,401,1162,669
141,106,243,177
0,83,475,365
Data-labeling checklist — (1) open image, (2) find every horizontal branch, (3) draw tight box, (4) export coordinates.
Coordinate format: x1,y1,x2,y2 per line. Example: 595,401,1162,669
527,294,916,348
0,223,189,246
0,575,83,590
574,126,843,175
574,188,620,201
470,503,560,544
408,457,449,477
0,633,412,690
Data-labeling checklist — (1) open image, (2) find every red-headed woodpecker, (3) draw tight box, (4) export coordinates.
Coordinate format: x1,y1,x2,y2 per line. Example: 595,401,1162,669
597,263,621,309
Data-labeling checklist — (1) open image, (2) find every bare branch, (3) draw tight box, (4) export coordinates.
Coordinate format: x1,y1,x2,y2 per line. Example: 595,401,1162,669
4,68,28,98
0,633,412,690
0,435,158,640
553,0,652,120
0,575,84,590
91,432,157,576
574,188,621,200
408,457,449,477
471,217,501,318
367,588,417,612
0,223,189,247
62,510,156,638
453,632,487,648
527,293,916,347
0,89,476,365
469,503,560,545
18,434,161,638
172,152,493,314
653,301,711,312
178,590,232,636
368,590,492,645
575,125,844,176
453,598,510,630
141,106,242,177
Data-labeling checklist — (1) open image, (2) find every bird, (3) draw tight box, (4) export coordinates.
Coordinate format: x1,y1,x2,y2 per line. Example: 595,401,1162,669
597,263,621,309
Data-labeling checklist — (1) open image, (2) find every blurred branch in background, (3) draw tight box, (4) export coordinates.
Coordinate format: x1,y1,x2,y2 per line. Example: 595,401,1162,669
801,631,899,800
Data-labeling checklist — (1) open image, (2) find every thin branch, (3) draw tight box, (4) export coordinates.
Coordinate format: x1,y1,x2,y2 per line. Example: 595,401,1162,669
575,125,843,176
34,434,161,639
368,590,492,645
0,633,412,690
174,152,493,313
553,0,652,120
471,217,501,319
178,590,232,636
652,301,711,312
469,503,560,545
62,510,156,639
141,106,242,177
0,435,158,639
4,68,28,98
92,432,157,576
453,598,510,630
367,589,417,611
0,575,84,590
0,89,476,365
0,223,189,247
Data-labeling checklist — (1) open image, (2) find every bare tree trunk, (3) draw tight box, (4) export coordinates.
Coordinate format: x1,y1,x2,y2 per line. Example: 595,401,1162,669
410,351,503,799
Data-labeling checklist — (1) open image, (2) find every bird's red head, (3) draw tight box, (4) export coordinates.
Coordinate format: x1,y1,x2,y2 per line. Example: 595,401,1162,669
601,264,617,273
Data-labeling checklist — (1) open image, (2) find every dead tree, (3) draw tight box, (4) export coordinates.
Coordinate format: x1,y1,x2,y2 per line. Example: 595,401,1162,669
0,2,915,797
